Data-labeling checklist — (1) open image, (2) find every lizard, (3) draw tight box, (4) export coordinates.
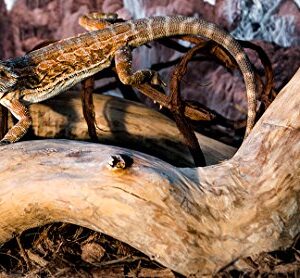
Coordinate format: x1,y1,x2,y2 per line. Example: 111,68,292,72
0,14,257,145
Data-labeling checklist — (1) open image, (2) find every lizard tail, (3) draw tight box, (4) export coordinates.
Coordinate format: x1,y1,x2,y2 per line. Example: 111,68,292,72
128,16,257,137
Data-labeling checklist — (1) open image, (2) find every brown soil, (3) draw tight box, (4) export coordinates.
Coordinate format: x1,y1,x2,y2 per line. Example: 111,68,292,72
0,223,299,277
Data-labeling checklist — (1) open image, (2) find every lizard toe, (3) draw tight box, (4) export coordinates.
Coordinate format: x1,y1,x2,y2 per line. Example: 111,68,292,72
0,139,12,146
151,72,167,87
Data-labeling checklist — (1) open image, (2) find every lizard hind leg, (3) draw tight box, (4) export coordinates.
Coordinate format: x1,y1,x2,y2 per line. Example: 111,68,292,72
115,46,166,87
79,12,119,31
0,97,32,144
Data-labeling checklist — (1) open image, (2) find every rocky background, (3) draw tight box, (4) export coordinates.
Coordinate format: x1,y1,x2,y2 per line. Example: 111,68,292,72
0,0,299,124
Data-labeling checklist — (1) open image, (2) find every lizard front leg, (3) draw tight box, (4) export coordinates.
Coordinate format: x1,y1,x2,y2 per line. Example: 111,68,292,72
0,97,32,144
115,46,165,87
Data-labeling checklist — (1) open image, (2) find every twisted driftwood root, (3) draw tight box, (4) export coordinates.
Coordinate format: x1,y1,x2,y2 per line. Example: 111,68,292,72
0,70,299,276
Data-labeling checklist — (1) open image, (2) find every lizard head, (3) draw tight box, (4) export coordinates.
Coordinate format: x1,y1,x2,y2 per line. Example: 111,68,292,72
0,62,18,95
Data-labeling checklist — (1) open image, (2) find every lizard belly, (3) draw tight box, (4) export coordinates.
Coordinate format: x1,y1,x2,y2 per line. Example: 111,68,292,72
22,61,111,103
23,76,82,103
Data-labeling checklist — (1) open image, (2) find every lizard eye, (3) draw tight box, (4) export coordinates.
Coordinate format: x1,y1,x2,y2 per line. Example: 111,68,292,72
0,71,6,78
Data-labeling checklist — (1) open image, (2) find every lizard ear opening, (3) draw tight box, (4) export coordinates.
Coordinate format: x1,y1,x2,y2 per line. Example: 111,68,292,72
0,62,18,93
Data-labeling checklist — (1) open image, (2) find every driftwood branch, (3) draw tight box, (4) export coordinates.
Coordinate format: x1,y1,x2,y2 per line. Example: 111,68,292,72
0,69,299,276
16,92,234,166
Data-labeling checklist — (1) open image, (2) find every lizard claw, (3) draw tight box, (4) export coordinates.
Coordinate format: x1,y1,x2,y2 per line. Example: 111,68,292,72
0,139,11,146
151,72,167,87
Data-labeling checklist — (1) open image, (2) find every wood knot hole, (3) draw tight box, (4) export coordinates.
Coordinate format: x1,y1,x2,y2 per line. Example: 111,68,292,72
108,154,133,169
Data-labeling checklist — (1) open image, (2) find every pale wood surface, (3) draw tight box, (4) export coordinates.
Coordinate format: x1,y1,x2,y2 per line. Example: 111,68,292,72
1,69,299,276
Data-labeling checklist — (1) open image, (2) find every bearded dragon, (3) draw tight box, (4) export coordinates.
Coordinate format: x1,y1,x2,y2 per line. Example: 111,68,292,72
0,14,257,144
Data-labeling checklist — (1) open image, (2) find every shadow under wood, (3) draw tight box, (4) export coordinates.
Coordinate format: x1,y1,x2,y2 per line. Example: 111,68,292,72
13,91,235,167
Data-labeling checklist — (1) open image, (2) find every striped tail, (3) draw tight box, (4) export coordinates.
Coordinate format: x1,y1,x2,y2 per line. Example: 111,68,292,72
127,16,257,137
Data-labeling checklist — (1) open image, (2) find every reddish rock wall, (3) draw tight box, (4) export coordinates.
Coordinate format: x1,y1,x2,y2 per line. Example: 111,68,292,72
9,0,104,56
0,0,14,59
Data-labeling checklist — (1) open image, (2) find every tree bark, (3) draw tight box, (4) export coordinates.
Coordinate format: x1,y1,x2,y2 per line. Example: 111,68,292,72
0,69,299,276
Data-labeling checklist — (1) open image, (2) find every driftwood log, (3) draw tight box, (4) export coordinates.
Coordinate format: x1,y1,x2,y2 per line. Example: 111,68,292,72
12,92,235,166
0,69,299,276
